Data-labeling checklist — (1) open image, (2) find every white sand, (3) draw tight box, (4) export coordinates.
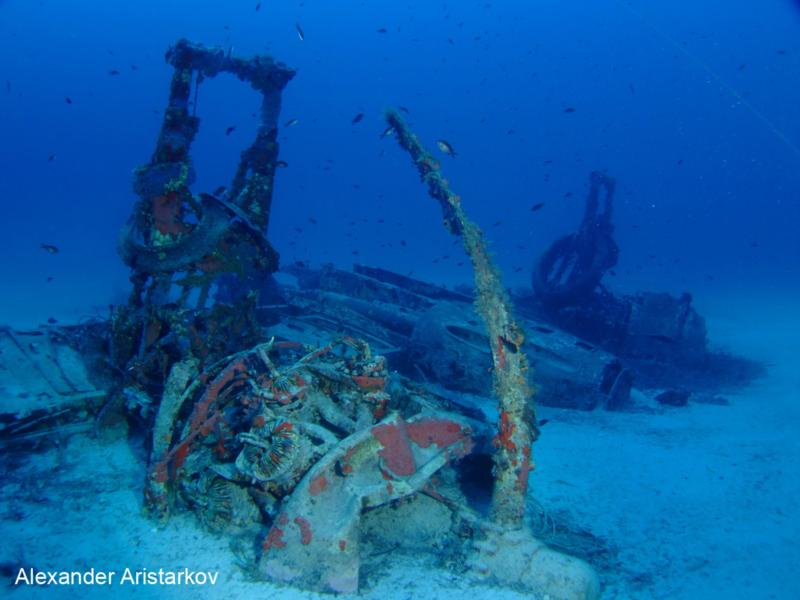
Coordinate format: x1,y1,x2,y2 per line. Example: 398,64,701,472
534,291,800,599
2,291,798,599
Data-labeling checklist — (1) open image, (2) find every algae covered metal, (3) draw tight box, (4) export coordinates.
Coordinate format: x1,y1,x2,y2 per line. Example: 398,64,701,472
112,39,295,405
259,412,474,593
384,109,600,598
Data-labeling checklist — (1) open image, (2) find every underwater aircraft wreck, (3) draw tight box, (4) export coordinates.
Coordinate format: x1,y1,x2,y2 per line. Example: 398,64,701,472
0,39,763,598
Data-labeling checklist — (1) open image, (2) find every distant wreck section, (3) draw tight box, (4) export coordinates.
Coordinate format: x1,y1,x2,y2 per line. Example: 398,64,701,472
528,171,763,396
0,38,765,600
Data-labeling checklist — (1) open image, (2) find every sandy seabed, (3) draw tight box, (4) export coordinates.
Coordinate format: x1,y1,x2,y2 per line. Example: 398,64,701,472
2,292,798,600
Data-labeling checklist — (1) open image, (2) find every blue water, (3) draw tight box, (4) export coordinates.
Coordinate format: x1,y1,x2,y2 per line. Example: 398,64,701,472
1,1,799,598
2,0,798,322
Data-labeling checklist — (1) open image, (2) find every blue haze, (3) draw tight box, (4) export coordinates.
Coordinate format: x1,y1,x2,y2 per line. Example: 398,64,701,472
0,0,798,323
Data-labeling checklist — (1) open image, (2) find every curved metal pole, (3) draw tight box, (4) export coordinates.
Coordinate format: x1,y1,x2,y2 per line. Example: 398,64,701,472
384,109,537,527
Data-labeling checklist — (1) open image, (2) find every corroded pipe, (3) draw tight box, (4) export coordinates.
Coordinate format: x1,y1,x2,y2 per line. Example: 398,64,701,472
385,109,536,527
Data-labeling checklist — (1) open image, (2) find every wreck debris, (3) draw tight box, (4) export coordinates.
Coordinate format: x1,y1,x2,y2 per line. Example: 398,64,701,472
143,336,388,516
280,262,635,411
113,39,295,406
236,416,302,482
138,324,489,593
468,527,600,599
0,325,109,452
533,171,618,308
259,412,474,593
144,339,279,515
385,108,534,527
409,301,632,411
145,356,199,518
529,173,764,390
120,38,294,293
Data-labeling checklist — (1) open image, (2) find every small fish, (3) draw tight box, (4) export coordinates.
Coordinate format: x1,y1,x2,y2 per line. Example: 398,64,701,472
738,63,746,71
41,243,59,254
295,23,305,41
398,105,410,114
65,96,72,104
377,27,388,33
629,83,635,94
351,112,364,124
225,125,236,135
276,160,289,167
48,154,56,162
530,202,545,212
308,217,317,224
47,317,57,324
6,80,11,93
379,125,395,139
436,139,457,156
108,69,120,76
46,276,53,283
563,107,576,113
213,185,227,196
538,419,549,427
285,118,299,127
255,2,261,10
130,64,138,71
